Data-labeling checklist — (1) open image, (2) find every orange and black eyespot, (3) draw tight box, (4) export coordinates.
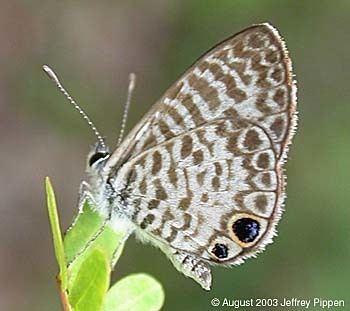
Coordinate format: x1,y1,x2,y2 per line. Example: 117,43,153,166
211,243,229,259
227,213,264,247
232,217,260,243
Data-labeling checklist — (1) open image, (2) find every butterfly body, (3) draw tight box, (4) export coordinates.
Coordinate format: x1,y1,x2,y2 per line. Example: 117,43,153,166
78,23,297,290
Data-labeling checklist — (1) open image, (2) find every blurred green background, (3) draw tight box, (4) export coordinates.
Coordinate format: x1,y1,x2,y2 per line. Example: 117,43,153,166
1,0,349,310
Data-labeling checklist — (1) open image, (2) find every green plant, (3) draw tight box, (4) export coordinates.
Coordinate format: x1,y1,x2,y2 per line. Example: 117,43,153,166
45,177,165,311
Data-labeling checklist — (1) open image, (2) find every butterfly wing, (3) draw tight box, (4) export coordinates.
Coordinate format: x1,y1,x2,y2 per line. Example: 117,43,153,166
107,23,296,286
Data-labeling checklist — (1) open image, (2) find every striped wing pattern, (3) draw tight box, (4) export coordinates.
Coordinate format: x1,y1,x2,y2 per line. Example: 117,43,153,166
107,24,296,288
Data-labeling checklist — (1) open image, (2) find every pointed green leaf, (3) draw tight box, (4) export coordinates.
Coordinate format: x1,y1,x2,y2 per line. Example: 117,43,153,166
64,199,128,265
64,199,129,291
102,274,165,311
64,200,106,263
45,177,67,289
69,248,110,311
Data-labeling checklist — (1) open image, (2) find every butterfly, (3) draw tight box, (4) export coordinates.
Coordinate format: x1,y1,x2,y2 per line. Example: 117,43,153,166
44,23,297,290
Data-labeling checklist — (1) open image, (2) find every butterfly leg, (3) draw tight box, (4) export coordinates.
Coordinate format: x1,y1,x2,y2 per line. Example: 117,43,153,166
168,249,212,290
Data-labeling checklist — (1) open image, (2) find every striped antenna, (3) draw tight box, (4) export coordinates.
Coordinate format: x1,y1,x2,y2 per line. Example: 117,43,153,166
116,73,136,147
42,65,106,150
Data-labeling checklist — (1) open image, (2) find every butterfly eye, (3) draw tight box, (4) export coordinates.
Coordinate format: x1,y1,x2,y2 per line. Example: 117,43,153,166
89,152,109,166
232,218,260,243
211,243,229,259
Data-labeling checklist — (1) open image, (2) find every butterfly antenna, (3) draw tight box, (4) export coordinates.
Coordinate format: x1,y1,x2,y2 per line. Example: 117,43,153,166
116,73,136,147
42,65,107,150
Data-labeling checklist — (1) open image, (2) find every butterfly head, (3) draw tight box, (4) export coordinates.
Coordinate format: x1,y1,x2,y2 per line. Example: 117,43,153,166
83,142,112,212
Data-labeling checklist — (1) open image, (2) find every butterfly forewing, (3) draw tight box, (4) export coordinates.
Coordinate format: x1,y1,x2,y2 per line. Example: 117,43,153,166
109,24,296,269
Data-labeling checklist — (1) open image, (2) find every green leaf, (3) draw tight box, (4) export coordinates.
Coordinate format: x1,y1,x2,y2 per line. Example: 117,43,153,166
64,200,128,265
64,200,106,263
46,180,166,311
69,248,110,311
102,274,165,311
45,177,67,289
64,199,128,291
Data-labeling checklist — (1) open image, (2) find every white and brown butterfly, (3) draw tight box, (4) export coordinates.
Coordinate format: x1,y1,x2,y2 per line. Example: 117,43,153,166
44,23,297,290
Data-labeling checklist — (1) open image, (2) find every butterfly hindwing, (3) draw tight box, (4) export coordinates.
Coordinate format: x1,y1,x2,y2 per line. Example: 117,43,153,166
123,119,279,262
